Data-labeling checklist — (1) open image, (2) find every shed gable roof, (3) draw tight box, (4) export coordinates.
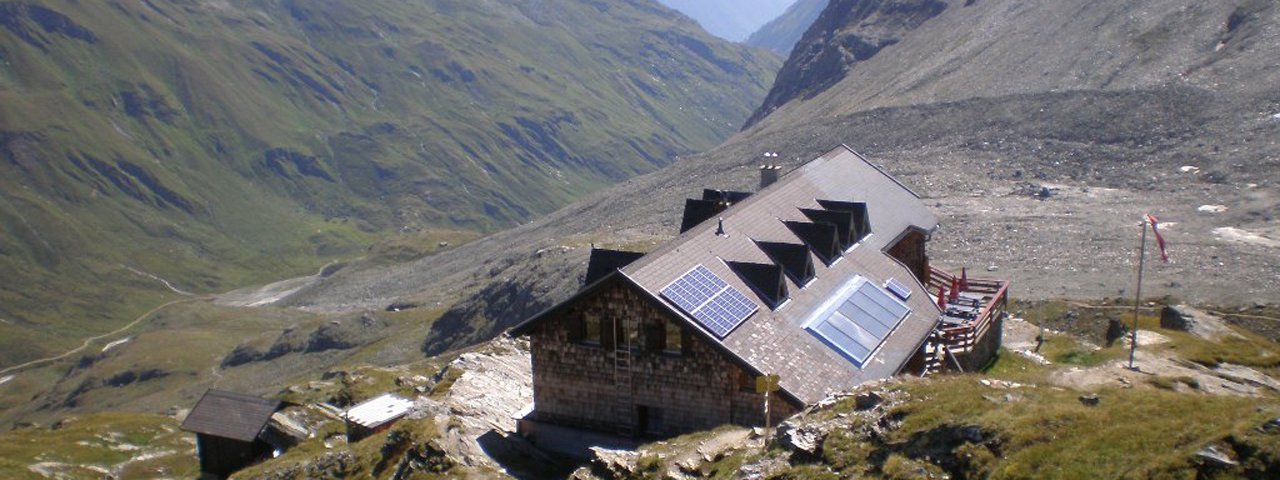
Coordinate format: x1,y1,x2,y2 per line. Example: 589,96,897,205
181,389,282,442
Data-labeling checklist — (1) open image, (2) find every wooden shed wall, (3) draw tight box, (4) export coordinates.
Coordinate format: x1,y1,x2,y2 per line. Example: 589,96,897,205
195,434,271,479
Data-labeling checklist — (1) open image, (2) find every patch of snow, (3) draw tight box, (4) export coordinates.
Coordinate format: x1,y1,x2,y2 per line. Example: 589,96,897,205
1214,227,1280,248
1197,205,1228,213
101,337,132,353
1124,330,1170,346
1179,165,1200,173
126,450,175,464
1272,113,1280,120
980,378,1028,389
0,375,13,386
216,275,319,307
1015,349,1052,365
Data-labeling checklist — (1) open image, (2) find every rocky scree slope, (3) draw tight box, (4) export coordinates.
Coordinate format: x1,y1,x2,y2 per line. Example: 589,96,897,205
749,0,1279,125
279,0,1280,359
0,0,780,367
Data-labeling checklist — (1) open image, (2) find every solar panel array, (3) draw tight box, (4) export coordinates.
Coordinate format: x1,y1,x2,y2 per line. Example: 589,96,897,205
884,277,912,300
661,264,758,338
806,278,911,366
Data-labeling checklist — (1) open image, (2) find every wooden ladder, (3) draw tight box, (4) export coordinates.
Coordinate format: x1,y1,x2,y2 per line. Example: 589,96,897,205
613,316,634,437
922,334,945,376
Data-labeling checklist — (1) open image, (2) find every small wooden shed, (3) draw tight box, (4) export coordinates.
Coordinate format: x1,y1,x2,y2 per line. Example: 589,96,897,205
181,389,283,479
344,393,415,442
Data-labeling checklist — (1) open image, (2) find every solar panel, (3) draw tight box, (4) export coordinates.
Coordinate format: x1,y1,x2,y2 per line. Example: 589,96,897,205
661,265,758,338
805,277,911,366
884,277,912,300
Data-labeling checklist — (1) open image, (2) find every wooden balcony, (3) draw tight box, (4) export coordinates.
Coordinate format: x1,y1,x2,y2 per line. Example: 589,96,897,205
927,266,1009,355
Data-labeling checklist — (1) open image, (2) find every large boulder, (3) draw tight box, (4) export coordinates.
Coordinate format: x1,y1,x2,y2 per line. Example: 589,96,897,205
1160,305,1240,340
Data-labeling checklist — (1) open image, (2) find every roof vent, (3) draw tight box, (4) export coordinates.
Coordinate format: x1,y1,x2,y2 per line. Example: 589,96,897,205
817,200,871,243
727,260,788,308
715,217,727,237
784,221,841,264
801,208,855,250
584,248,644,286
680,190,753,233
755,241,815,285
679,199,725,233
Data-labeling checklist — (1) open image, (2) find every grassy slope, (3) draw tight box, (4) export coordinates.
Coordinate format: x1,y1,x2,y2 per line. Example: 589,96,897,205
749,305,1280,479
0,0,780,367
0,412,196,479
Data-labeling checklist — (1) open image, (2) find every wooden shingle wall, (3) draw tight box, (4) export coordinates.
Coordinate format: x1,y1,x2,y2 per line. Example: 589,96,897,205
887,229,930,284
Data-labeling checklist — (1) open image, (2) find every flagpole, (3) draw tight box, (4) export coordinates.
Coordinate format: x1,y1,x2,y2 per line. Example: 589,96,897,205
1128,218,1148,370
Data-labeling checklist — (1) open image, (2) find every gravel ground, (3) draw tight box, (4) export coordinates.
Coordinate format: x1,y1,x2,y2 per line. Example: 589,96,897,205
277,87,1279,362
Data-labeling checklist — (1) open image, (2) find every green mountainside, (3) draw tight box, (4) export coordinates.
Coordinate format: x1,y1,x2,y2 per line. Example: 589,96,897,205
0,0,780,367
745,0,827,56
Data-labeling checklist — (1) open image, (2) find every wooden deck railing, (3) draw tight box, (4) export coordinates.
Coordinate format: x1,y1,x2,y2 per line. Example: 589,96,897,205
928,266,1009,353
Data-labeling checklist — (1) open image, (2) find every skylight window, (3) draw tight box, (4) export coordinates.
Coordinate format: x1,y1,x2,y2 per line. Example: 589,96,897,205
804,276,910,367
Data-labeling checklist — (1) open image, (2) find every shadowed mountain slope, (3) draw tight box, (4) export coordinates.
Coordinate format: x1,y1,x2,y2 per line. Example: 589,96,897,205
0,0,780,367
745,0,828,56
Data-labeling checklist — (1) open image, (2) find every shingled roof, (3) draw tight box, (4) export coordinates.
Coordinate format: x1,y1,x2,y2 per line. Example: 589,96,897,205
515,145,940,405
181,389,282,443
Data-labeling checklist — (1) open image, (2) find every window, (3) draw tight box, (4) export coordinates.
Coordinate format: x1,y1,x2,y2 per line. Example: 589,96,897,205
583,316,602,345
613,318,635,350
738,370,752,392
663,322,683,355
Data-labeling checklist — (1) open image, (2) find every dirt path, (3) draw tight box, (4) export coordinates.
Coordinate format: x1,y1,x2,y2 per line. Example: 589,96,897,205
124,265,195,296
1059,301,1280,324
0,298,198,377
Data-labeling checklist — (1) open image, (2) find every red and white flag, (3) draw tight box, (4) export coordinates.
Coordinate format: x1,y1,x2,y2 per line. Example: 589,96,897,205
1146,213,1169,262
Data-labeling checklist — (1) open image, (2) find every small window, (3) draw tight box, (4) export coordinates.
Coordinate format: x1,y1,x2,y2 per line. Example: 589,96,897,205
615,319,635,350
643,323,663,352
663,322,683,355
567,315,585,342
737,370,756,393
583,316,602,345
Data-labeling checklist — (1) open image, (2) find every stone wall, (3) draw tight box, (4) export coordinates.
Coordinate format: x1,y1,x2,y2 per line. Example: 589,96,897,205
952,314,1004,372
528,279,799,437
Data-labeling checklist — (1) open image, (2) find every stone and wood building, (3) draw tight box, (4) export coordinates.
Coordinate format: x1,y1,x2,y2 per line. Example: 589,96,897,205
512,145,1008,440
